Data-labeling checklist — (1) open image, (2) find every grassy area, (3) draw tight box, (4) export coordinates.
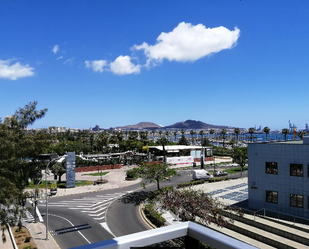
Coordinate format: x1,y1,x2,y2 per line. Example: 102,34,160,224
83,172,109,176
223,166,248,174
173,162,232,171
27,180,94,188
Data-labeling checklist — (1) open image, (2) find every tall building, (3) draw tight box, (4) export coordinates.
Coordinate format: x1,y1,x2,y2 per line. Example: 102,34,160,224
248,138,309,219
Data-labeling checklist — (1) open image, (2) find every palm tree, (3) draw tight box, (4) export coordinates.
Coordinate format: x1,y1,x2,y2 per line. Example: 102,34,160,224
263,126,271,140
209,129,215,137
165,131,170,142
173,131,178,142
199,130,205,144
234,128,240,146
190,130,195,145
221,129,227,147
248,127,255,142
158,130,163,138
151,130,156,141
281,128,289,140
158,136,168,163
180,129,185,135
298,131,305,139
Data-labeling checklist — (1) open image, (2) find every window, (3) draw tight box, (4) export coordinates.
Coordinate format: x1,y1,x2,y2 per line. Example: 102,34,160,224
290,194,303,208
290,164,303,177
266,191,278,204
265,162,278,174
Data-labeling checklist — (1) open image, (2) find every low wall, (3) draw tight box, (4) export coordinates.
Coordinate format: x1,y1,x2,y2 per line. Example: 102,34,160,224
194,157,214,162
75,164,122,172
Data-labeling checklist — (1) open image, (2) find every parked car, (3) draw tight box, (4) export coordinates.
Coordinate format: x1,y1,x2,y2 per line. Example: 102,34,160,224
192,170,214,180
214,170,228,177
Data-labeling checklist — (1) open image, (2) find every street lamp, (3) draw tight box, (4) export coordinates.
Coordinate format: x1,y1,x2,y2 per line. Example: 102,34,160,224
45,156,60,240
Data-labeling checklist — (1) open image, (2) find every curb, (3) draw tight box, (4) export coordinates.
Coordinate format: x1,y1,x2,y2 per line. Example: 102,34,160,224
139,203,157,229
7,224,18,249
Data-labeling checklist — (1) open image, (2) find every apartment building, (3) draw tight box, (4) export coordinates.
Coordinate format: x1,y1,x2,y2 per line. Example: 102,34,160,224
248,137,309,219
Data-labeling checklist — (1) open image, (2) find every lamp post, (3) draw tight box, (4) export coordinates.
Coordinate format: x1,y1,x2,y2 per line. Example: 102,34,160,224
45,157,60,240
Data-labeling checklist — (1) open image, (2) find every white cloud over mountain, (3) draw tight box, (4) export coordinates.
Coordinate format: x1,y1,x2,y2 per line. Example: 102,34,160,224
0,59,34,80
85,22,240,75
133,22,240,66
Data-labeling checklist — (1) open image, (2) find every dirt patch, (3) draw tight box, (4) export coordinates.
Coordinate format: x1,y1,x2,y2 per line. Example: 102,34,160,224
12,226,37,249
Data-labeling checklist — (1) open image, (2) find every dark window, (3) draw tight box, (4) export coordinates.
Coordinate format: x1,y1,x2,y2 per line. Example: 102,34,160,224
265,162,278,174
290,164,303,177
266,191,278,204
290,194,303,208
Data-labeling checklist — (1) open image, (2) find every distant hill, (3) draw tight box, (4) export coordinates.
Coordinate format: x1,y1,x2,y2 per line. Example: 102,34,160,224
117,122,161,129
164,119,234,129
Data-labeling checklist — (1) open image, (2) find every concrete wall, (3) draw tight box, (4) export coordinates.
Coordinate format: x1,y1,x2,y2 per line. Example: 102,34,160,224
75,164,122,172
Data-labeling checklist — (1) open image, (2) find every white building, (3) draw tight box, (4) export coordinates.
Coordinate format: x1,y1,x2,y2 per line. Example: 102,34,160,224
248,137,309,219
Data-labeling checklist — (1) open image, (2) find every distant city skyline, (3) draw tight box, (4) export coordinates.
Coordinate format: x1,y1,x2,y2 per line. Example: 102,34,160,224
1,1,309,130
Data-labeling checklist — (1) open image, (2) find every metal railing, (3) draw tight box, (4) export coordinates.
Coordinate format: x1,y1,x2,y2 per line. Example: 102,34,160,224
252,207,309,227
71,221,258,249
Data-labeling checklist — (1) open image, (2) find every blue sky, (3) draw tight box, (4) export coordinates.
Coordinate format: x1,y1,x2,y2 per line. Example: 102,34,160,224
1,1,308,131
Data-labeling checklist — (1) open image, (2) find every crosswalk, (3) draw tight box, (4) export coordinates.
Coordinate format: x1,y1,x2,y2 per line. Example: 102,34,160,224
23,210,35,223
39,192,127,222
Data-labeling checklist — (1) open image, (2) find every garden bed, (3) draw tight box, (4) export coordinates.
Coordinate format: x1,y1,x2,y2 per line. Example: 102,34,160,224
12,226,37,249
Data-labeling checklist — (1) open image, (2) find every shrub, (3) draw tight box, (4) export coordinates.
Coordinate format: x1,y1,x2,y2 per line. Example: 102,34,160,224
177,180,205,188
143,204,166,227
126,169,138,178
208,177,229,182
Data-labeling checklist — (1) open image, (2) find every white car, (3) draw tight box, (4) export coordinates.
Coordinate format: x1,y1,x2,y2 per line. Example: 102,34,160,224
192,170,214,180
214,170,228,176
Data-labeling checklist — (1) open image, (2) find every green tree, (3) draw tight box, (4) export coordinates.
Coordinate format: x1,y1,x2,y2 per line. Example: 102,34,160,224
51,161,66,183
232,147,248,177
263,126,271,140
0,101,50,241
248,127,255,142
178,134,189,145
132,162,178,190
158,188,242,227
281,128,289,140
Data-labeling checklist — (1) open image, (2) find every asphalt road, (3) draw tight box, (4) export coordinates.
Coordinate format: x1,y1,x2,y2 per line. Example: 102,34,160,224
36,169,244,248
36,170,192,248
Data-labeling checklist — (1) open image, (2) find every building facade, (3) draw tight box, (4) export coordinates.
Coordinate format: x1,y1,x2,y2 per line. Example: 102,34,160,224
248,137,309,219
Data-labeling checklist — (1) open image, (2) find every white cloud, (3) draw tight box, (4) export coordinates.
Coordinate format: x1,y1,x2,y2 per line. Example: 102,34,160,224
0,59,34,80
56,56,64,60
64,57,74,65
52,45,59,54
85,60,108,72
109,55,141,75
133,22,240,65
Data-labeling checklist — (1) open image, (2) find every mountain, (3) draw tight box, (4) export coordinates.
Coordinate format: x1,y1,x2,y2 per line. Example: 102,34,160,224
164,119,234,129
117,122,161,129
